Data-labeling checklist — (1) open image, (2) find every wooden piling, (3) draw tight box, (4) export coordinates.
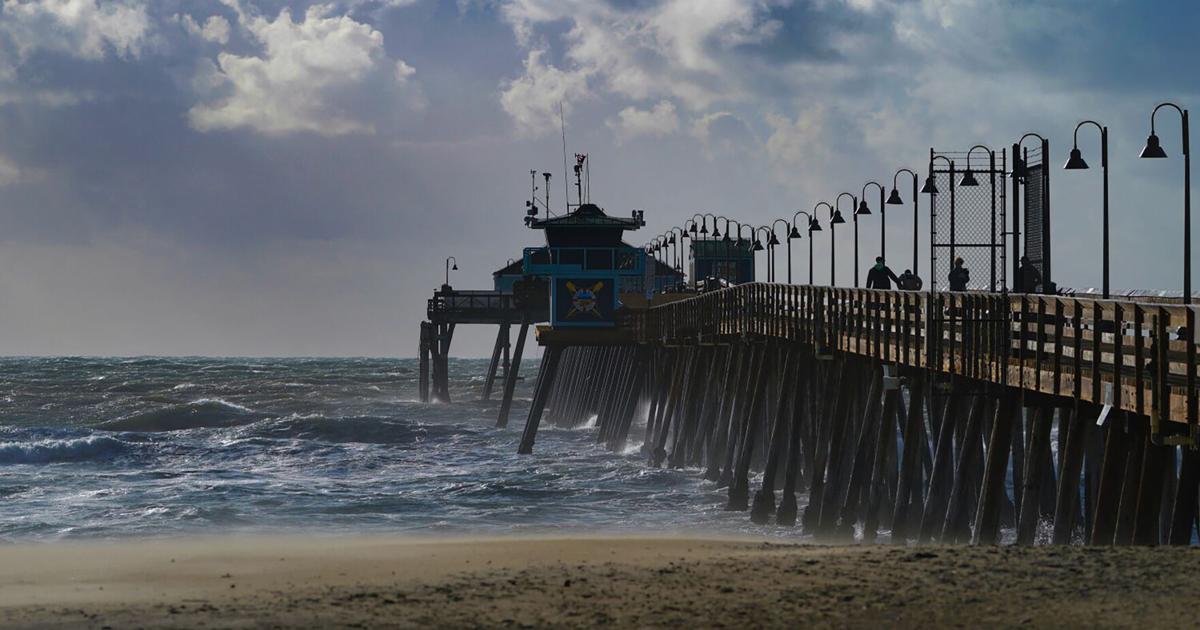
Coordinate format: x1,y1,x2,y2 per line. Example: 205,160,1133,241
971,389,1017,544
517,345,564,455
495,321,529,428
1016,406,1054,545
481,323,509,401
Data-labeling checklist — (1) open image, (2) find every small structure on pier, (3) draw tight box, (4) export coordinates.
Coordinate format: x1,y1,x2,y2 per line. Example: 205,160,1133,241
689,238,755,285
524,203,647,328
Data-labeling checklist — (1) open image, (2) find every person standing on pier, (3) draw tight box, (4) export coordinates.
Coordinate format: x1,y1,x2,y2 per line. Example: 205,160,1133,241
897,269,922,290
948,257,970,291
866,256,901,289
1017,256,1041,293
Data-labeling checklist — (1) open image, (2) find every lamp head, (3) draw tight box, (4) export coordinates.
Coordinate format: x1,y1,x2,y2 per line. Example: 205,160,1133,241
831,211,846,225
1063,147,1089,170
452,263,458,271
722,232,732,243
788,226,802,239
669,234,676,245
809,219,823,232
689,223,698,234
920,176,938,194
959,169,979,187
856,199,872,215
700,222,708,235
886,188,903,205
768,233,780,246
1140,132,1168,158
752,238,764,252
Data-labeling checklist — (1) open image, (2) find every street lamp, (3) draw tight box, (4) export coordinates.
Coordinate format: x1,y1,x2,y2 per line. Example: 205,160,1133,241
671,226,688,278
1065,120,1110,298
444,256,458,287
1141,102,1191,304
754,226,770,281
792,210,822,285
844,192,868,287
861,181,886,261
769,219,788,283
830,199,849,284
889,168,921,276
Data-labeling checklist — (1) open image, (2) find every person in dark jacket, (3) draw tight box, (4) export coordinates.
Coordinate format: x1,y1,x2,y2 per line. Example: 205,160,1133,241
897,269,922,290
1017,256,1041,293
866,256,901,289
948,257,969,291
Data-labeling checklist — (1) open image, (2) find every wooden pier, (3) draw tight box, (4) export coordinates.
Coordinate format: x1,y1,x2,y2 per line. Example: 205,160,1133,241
510,283,1200,545
418,286,547,405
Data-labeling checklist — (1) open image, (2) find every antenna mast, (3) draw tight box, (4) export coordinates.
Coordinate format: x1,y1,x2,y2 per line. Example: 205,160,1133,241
573,153,587,207
559,102,569,215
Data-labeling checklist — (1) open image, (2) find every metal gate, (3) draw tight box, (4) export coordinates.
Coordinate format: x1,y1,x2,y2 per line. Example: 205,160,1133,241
928,147,1008,292
1013,137,1052,293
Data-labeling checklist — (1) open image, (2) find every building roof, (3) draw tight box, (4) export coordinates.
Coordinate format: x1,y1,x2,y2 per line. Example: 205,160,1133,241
493,258,524,277
690,238,755,257
650,256,684,278
527,203,644,230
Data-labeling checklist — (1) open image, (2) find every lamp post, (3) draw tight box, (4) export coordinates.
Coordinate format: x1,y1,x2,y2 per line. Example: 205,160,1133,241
671,226,688,279
888,168,920,276
791,210,822,285
861,181,886,261
737,222,755,284
1141,102,1191,304
1065,120,1110,298
840,192,864,287
444,256,458,287
823,200,846,286
754,226,771,281
769,219,788,283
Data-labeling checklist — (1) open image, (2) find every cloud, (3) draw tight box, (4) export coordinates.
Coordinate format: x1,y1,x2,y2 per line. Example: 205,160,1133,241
499,0,788,118
0,0,151,61
188,3,421,135
691,111,756,158
499,48,589,136
179,13,231,45
607,100,679,142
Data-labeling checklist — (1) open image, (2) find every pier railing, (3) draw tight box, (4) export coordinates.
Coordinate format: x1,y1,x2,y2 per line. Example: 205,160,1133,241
633,283,1199,440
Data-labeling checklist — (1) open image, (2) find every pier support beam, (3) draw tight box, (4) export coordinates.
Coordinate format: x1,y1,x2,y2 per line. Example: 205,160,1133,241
481,323,510,401
518,344,564,454
495,321,530,428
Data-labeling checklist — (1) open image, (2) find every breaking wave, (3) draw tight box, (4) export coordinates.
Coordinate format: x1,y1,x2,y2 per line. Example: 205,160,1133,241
0,435,131,465
99,398,259,432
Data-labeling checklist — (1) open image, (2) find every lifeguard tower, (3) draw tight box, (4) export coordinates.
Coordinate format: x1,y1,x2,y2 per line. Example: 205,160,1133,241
522,155,649,328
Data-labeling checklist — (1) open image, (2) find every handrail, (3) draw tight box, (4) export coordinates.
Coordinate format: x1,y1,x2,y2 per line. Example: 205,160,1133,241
630,283,1199,438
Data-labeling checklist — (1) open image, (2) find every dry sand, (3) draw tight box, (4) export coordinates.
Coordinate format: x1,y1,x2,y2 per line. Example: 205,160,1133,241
1,534,1198,628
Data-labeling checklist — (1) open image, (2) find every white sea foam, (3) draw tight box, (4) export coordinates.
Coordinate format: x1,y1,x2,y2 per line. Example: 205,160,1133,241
0,435,130,464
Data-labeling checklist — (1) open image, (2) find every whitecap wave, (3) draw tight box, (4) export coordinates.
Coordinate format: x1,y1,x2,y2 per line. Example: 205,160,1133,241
99,398,259,432
0,436,131,464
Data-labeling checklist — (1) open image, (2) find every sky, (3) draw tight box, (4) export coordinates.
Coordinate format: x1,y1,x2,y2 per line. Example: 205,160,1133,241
0,0,1197,357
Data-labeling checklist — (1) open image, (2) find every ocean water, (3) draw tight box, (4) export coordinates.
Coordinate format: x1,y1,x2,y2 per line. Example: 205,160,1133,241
0,357,765,542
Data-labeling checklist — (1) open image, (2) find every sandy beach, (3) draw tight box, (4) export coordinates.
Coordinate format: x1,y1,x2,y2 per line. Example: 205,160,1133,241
1,535,1198,628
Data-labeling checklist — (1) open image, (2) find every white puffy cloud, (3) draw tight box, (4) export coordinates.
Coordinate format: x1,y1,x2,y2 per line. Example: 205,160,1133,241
189,3,421,136
180,13,231,45
691,111,757,158
764,107,836,193
499,49,589,136
607,100,679,142
499,0,787,124
0,0,150,61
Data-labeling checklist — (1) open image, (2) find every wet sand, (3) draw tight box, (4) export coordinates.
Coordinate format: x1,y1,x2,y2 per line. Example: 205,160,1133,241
2,535,1198,628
